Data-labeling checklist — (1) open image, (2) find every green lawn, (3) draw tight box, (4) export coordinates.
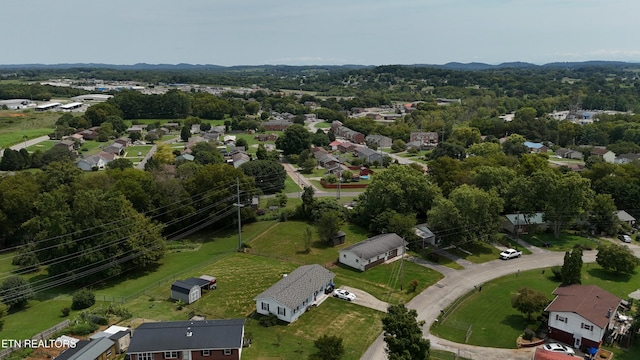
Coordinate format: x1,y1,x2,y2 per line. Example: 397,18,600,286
125,145,153,158
448,241,503,264
301,167,327,178
0,110,58,147
284,176,302,193
431,263,640,352
26,139,56,152
310,180,367,194
313,122,331,129
410,250,465,270
521,231,600,252
332,260,444,305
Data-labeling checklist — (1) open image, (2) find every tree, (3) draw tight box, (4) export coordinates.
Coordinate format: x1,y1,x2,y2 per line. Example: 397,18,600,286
309,335,344,360
239,160,286,194
180,125,191,142
300,186,315,219
0,276,33,309
72,288,96,310
596,243,640,274
316,210,343,244
561,247,583,285
502,134,529,157
382,304,430,360
539,172,594,239
300,158,318,174
340,170,353,182
153,144,176,164
511,287,549,320
0,303,7,330
590,194,618,235
256,144,269,160
391,139,407,153
236,138,248,150
275,124,311,155
106,158,134,170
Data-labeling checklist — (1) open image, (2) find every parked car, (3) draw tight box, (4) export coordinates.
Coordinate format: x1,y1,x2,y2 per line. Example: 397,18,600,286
618,234,632,243
499,248,522,260
333,289,356,301
542,342,575,356
324,284,335,294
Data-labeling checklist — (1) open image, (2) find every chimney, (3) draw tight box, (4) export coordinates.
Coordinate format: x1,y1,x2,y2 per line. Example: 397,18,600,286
606,308,612,318
186,326,192,337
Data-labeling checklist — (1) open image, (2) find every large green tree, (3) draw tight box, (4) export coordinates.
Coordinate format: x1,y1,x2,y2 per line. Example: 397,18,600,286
382,304,430,360
239,160,286,194
596,243,639,274
309,335,344,360
0,276,33,309
561,248,583,285
275,124,312,155
511,287,549,320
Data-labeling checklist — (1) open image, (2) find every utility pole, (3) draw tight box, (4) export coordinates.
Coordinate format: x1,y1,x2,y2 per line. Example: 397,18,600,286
337,166,341,200
234,178,244,252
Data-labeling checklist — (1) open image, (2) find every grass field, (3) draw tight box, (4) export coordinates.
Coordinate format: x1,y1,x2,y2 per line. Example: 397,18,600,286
431,263,640,352
521,231,601,252
448,241,503,264
124,145,153,158
0,110,58,147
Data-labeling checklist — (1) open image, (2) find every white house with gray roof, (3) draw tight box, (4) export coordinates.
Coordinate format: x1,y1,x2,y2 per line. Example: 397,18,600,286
254,264,335,323
339,233,408,271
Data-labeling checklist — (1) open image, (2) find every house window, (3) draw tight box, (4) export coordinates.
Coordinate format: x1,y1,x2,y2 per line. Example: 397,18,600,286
278,307,286,316
106,350,112,358
224,349,232,356
164,352,179,359
556,315,567,323
202,350,210,356
581,323,594,331
139,354,153,360
261,302,269,311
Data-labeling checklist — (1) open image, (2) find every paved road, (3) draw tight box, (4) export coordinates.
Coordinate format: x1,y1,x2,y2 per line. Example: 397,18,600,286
361,240,640,360
341,285,389,313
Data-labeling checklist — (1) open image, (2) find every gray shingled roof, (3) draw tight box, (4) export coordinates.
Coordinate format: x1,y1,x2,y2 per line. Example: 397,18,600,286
171,280,197,294
57,338,114,360
341,233,407,260
128,319,245,353
254,264,335,309
615,210,635,222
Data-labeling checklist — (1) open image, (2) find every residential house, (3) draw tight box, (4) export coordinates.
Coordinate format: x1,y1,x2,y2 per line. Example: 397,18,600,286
406,140,423,151
81,127,100,140
164,122,180,131
190,124,202,134
524,141,548,154
254,264,335,323
54,139,77,154
254,134,278,142
502,213,548,235
339,233,408,271
365,134,393,148
313,147,339,168
176,154,195,162
114,137,132,148
304,113,317,121
63,133,85,144
77,152,116,171
590,148,616,163
555,148,584,159
414,224,437,248
232,152,250,168
356,147,384,164
545,284,621,351
615,153,640,164
366,113,382,120
409,132,439,148
337,142,357,153
615,210,636,228
334,126,365,144
223,135,237,145
89,325,131,354
103,142,125,156
262,119,292,131
56,338,116,360
128,319,246,360
171,280,201,304
328,140,343,151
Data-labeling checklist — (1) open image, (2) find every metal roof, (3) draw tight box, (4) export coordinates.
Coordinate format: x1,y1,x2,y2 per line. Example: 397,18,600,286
56,338,114,360
128,319,245,353
340,233,407,260
171,280,198,294
254,264,335,309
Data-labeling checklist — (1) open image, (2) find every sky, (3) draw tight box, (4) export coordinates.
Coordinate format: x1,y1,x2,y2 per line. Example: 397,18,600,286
3,0,640,66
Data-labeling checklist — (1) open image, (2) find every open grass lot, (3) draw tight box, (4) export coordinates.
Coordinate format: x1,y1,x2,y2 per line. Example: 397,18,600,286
521,231,601,252
431,263,640,353
283,176,302,193
332,260,444,304
248,221,369,265
313,121,331,129
0,110,58,147
410,250,465,270
301,167,327,178
26,139,56,152
448,241,503,264
124,145,153,158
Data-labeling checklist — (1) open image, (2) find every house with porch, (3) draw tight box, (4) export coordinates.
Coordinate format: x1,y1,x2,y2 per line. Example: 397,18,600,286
502,213,547,235
545,284,621,352
339,233,407,271
254,264,335,323
590,148,616,163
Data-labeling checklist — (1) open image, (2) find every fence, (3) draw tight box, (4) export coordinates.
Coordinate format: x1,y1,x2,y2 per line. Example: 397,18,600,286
0,319,71,359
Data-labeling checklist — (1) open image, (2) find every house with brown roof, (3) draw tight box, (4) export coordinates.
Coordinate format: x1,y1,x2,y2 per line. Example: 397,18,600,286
545,285,621,352
590,148,616,163
409,132,439,148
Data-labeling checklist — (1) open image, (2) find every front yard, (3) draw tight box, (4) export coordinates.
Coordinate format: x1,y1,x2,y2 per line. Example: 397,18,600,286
521,231,601,252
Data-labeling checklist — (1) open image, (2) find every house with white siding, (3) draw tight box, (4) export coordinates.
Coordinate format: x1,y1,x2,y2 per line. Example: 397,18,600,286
339,233,407,271
254,264,335,323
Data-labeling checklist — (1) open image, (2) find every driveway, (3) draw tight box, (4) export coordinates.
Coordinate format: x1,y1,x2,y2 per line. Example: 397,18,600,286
340,286,389,313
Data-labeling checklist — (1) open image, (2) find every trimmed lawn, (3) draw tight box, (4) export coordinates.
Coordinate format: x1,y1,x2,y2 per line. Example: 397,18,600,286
313,121,331,129
432,349,472,360
301,167,327,178
26,139,56,152
124,145,153,158
448,241,503,264
284,176,302,193
332,260,443,305
410,250,464,270
249,221,369,265
521,231,600,252
310,180,367,194
431,263,640,349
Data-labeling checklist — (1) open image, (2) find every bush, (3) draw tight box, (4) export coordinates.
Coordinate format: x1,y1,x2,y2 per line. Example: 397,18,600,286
259,313,278,327
522,327,535,341
407,279,419,293
61,307,70,317
67,322,99,336
71,289,96,310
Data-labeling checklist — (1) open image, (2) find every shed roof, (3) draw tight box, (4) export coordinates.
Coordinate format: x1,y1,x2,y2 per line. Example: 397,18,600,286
128,319,245,353
171,280,198,294
56,338,114,360
340,233,407,260
254,264,335,309
184,277,210,288
545,284,621,329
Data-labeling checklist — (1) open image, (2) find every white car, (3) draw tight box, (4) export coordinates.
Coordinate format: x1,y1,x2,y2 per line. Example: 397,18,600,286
499,248,522,260
333,289,356,302
542,343,575,356
619,234,632,243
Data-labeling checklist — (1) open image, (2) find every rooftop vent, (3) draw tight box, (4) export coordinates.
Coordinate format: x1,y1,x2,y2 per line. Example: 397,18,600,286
186,327,192,337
